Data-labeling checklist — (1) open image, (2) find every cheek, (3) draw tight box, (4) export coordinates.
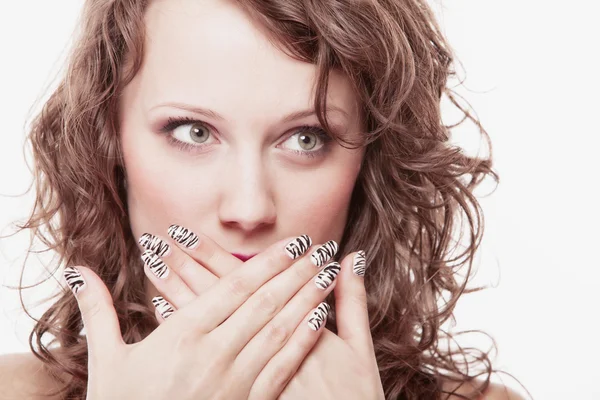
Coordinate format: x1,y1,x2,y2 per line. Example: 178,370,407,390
277,162,360,243
121,121,363,243
121,133,213,237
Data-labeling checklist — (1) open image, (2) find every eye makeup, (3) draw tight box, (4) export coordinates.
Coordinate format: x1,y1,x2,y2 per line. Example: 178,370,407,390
157,116,334,159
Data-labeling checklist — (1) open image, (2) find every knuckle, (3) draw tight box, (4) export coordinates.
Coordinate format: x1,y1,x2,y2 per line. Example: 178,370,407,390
269,365,291,393
174,328,197,350
177,258,193,275
81,299,102,320
170,280,186,299
350,291,369,312
294,286,312,305
264,252,282,271
205,332,229,355
292,327,316,352
263,323,289,346
225,275,251,297
254,290,278,315
292,263,308,281
205,245,220,266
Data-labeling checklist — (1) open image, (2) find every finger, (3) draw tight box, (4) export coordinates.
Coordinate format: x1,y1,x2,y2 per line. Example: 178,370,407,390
247,302,331,400
334,250,375,360
232,261,339,381
212,240,338,352
140,249,197,309
167,224,243,278
175,234,314,332
152,295,176,321
63,266,123,361
155,307,165,324
139,232,218,295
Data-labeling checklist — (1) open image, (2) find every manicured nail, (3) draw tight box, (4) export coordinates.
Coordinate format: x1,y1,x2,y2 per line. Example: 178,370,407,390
315,262,341,290
167,224,199,249
284,234,312,259
310,240,338,267
308,302,331,331
152,296,175,320
64,267,86,295
141,250,170,279
353,250,366,276
139,233,171,257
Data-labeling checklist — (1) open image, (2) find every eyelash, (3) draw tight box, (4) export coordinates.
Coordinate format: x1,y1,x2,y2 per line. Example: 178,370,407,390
158,116,333,159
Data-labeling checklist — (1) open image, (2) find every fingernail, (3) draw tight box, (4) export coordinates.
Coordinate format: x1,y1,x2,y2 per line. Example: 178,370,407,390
353,250,366,276
139,233,171,257
141,250,170,279
315,262,341,290
152,296,175,320
310,240,338,267
308,302,331,331
167,224,199,249
64,267,86,295
284,234,312,259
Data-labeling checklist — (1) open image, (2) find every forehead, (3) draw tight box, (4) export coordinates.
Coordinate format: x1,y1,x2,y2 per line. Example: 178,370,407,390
133,0,359,124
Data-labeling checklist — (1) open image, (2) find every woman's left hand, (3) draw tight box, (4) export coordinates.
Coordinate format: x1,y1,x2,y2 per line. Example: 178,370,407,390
272,245,384,400
138,226,385,400
278,320,384,400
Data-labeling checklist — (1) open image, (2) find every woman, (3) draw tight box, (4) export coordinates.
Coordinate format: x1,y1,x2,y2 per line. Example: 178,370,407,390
0,0,528,399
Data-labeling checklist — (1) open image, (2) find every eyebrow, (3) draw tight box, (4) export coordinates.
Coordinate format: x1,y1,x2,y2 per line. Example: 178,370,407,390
151,102,349,123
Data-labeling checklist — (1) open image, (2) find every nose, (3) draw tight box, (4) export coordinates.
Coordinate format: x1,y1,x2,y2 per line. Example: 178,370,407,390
217,153,277,233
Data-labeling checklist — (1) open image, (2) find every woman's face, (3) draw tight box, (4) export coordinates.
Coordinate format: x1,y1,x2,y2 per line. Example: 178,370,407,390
119,0,364,262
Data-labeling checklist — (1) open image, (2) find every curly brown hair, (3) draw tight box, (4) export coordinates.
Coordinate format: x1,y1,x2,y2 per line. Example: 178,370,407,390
7,0,520,398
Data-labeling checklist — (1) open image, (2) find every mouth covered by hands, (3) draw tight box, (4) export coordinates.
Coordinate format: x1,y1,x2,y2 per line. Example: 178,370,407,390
66,231,349,399
138,225,384,400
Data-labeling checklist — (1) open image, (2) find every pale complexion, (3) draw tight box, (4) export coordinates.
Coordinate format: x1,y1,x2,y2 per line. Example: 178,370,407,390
118,0,365,307
0,1,527,399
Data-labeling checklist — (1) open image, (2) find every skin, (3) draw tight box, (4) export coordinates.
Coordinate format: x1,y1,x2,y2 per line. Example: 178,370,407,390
118,0,365,310
116,1,376,396
0,0,529,397
0,350,526,400
131,234,384,399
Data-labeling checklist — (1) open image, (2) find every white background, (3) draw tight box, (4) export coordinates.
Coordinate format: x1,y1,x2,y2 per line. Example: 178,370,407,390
1,1,598,399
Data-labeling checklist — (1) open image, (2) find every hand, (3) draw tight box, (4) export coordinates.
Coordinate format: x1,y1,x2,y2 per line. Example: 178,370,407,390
278,266,385,400
140,226,385,399
63,234,335,399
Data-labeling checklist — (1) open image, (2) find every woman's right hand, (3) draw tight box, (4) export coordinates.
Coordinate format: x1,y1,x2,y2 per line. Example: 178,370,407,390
63,234,338,400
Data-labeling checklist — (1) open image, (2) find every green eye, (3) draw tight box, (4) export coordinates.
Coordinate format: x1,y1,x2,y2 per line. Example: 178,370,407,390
282,125,332,155
298,132,318,150
161,117,333,160
188,122,210,143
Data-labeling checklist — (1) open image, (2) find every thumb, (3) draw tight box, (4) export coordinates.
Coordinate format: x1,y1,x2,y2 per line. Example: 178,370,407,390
333,250,375,360
63,266,124,359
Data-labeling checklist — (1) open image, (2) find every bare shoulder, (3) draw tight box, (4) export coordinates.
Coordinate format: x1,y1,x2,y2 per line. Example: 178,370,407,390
0,352,66,400
441,378,527,400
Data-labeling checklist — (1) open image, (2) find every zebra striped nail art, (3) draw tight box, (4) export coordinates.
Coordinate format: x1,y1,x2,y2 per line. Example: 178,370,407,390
152,296,175,320
167,225,199,249
141,250,170,279
64,267,86,295
353,250,366,276
284,234,312,259
310,240,338,267
315,262,341,290
139,233,171,257
308,302,331,331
